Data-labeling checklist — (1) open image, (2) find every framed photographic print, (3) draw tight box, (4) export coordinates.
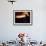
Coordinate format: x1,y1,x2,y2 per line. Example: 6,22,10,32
13,10,33,25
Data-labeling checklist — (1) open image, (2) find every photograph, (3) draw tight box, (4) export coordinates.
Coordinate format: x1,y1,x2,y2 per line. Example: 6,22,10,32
13,10,32,25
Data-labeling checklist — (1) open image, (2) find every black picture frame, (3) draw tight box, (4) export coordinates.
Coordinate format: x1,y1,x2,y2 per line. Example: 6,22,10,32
13,10,33,26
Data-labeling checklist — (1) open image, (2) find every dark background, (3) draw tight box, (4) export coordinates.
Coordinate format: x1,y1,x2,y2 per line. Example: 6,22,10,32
15,12,30,23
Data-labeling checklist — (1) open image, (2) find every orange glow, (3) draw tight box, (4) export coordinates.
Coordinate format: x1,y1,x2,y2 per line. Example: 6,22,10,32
16,15,26,18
